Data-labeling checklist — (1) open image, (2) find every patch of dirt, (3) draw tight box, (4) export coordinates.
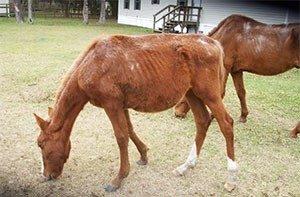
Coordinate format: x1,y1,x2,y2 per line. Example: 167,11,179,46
1,101,299,196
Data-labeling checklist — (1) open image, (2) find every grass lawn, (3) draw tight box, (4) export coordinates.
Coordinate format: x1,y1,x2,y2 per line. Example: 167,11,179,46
0,17,299,196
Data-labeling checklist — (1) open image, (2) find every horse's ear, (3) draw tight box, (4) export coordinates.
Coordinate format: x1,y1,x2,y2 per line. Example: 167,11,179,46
34,113,48,131
48,107,53,118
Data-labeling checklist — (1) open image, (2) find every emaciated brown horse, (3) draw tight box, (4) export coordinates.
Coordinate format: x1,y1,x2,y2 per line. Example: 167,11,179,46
34,34,238,192
175,15,300,137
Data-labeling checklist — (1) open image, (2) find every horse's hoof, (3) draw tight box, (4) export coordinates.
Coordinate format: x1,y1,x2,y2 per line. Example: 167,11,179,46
136,159,148,165
239,117,247,123
172,168,184,177
104,184,119,192
224,182,236,192
290,133,298,139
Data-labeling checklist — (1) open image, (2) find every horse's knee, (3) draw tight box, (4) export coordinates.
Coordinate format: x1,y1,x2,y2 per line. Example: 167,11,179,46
227,114,234,125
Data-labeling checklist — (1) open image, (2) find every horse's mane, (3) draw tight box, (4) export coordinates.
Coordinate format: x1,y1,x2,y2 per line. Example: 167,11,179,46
207,14,299,37
208,14,262,36
54,40,97,105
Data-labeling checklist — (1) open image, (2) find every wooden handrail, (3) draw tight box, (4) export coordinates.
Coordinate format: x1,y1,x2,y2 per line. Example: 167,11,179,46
154,5,171,17
0,3,10,17
155,5,180,23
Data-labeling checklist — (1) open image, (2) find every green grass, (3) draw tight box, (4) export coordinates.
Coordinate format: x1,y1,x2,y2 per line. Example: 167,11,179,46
0,17,299,196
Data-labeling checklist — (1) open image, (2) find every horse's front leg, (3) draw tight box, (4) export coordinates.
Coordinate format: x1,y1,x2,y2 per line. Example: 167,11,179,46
104,103,130,192
204,96,238,192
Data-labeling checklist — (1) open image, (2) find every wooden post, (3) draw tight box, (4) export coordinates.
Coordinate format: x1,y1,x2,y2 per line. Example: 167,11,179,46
153,15,156,31
162,17,165,32
82,0,89,24
196,7,200,33
167,6,170,21
28,0,34,24
98,0,106,23
6,4,9,17
13,0,23,23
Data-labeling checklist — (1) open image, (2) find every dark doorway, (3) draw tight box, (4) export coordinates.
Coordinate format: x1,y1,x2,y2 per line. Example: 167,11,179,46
108,0,118,20
177,0,188,6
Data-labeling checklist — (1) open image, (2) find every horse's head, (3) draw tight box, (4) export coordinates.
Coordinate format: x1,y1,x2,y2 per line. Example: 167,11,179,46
34,107,71,180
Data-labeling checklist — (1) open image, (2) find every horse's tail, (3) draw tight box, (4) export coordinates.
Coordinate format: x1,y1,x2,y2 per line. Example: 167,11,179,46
214,40,228,98
219,55,228,99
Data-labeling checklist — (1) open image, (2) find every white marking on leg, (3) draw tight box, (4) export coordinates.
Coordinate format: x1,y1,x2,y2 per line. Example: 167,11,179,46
227,157,238,171
173,142,197,176
224,157,238,191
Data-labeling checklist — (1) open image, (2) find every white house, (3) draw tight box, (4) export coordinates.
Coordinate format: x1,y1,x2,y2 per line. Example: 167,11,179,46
0,0,9,16
117,0,299,34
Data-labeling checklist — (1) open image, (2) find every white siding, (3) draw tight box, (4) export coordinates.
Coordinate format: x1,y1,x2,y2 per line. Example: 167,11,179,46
0,0,9,15
199,0,299,34
288,10,300,23
118,0,177,28
117,0,299,32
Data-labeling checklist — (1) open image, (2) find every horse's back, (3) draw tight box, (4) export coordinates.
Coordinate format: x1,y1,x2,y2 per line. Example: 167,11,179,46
211,15,299,74
79,34,223,112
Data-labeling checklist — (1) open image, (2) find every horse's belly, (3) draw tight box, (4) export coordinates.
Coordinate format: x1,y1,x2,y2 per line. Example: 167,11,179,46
124,75,190,112
241,63,293,76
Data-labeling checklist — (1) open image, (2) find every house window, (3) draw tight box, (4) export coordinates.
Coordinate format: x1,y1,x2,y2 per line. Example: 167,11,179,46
124,0,130,9
134,0,141,10
151,0,160,4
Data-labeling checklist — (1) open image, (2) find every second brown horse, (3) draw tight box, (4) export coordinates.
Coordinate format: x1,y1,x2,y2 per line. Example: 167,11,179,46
175,15,300,137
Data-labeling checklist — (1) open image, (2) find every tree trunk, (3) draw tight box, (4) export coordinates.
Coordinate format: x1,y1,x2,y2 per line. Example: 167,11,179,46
64,0,70,18
14,0,23,23
98,0,106,23
82,0,89,24
28,0,33,24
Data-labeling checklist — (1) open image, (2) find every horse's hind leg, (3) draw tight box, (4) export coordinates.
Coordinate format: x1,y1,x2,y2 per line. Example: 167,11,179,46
173,90,211,176
103,103,130,192
124,109,149,165
203,95,238,191
231,71,249,123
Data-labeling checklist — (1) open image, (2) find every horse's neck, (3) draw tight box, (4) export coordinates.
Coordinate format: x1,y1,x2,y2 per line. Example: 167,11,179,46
49,80,87,133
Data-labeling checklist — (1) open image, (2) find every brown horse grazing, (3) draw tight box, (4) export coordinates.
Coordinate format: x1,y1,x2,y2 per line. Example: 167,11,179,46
34,34,238,192
175,15,300,136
